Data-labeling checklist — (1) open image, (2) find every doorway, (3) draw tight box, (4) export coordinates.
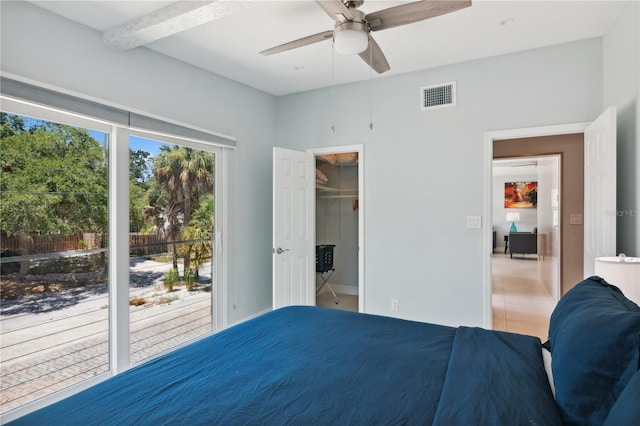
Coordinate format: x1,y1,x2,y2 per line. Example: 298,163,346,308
311,145,364,313
483,108,617,329
482,123,588,328
491,156,561,340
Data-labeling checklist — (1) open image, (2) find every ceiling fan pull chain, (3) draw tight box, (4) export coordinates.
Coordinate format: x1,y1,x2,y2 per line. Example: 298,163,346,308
369,39,373,131
331,43,336,133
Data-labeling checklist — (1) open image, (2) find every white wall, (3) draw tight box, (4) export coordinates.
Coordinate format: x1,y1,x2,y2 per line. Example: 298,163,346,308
277,39,604,327
0,1,276,325
603,1,640,257
3,1,636,328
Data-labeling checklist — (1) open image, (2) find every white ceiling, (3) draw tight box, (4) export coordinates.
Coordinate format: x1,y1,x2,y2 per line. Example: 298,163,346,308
28,0,630,96
493,158,538,176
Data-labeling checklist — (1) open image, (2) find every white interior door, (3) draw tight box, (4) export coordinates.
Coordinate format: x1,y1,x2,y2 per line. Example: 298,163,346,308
273,147,315,309
584,107,617,277
537,155,561,300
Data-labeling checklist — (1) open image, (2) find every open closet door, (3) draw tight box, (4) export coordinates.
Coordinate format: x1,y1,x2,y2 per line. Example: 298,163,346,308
584,107,616,277
273,147,315,308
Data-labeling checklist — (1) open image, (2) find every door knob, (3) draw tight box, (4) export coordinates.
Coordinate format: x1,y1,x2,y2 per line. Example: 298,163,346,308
274,247,289,254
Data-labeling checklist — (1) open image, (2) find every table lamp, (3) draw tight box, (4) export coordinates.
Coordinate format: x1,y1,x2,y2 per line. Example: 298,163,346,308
506,212,520,232
594,254,640,305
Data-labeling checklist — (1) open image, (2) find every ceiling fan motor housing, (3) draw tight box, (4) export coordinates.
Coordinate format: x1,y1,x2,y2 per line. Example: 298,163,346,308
343,0,364,8
261,0,472,73
333,8,369,55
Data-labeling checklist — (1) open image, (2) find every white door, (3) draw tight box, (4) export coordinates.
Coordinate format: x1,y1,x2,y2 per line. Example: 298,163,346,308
537,155,561,300
272,147,315,308
584,107,617,277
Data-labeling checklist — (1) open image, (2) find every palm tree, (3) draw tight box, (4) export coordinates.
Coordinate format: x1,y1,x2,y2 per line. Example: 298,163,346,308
180,194,214,280
153,146,213,270
143,200,182,269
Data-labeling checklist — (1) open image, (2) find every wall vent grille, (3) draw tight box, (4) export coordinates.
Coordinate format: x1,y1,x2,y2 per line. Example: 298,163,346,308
421,81,456,110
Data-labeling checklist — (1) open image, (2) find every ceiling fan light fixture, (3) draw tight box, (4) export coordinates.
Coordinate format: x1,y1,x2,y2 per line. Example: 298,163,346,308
333,22,369,55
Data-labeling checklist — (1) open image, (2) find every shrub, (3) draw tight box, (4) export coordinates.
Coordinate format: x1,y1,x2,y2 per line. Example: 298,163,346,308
184,267,197,291
164,268,179,292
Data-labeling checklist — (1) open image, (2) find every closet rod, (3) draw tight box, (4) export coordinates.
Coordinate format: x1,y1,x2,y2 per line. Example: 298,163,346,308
319,195,358,199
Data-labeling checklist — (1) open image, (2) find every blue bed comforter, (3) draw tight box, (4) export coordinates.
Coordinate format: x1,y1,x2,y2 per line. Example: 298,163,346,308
11,306,561,425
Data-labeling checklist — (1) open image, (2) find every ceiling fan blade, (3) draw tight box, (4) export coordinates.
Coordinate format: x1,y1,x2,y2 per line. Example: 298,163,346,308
315,0,354,23
260,30,334,56
366,0,471,32
358,36,390,74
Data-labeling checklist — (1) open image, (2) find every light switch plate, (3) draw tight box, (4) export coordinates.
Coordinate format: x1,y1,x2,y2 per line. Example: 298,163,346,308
467,215,482,229
570,214,583,225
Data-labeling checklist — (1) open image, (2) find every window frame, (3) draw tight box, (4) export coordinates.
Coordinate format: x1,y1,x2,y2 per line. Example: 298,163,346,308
122,128,228,368
0,95,231,421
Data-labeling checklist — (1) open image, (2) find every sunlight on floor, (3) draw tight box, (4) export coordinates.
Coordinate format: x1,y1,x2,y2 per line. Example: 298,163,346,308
492,252,557,341
314,258,557,342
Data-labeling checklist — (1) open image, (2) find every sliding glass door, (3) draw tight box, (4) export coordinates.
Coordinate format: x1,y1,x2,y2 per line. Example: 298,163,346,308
0,111,110,412
127,135,216,364
0,99,227,417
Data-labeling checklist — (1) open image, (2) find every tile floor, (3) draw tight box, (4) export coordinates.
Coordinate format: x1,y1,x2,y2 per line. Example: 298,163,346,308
316,254,558,342
492,252,557,341
316,291,358,312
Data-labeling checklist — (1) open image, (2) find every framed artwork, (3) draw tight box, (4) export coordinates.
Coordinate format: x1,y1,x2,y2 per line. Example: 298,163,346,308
504,181,537,208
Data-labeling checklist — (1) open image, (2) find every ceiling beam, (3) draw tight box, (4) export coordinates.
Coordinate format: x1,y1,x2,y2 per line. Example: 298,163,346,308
103,0,254,50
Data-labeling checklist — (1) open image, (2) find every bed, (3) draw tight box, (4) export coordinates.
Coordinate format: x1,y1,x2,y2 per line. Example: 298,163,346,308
9,276,640,425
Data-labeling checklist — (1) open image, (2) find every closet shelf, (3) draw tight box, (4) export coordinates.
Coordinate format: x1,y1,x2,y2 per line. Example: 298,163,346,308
316,185,358,199
319,194,358,199
316,185,357,193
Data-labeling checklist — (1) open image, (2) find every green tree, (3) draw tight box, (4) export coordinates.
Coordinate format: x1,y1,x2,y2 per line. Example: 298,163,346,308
152,146,213,270
143,196,182,269
0,113,25,139
129,149,152,233
130,180,147,233
1,118,107,276
1,120,107,238
142,177,182,268
130,149,152,185
180,194,214,279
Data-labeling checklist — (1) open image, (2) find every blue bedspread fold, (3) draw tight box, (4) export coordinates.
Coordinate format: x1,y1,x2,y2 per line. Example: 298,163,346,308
433,327,562,425
9,306,561,425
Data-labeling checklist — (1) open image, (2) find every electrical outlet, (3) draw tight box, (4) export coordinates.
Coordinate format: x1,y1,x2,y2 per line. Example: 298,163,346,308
391,298,399,312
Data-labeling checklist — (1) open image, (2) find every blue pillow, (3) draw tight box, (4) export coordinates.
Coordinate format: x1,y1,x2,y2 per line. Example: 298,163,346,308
603,368,640,425
549,276,640,425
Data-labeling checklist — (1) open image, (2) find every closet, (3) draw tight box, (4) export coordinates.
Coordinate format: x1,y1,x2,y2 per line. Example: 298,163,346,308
315,152,359,311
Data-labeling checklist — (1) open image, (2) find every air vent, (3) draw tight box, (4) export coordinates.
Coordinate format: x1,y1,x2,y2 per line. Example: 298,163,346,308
421,81,456,110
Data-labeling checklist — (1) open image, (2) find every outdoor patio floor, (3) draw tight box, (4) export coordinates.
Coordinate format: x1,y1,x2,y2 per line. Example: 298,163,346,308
1,261,214,414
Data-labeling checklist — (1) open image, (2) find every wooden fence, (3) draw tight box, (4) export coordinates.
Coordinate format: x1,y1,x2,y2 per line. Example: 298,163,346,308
129,234,169,256
1,234,82,253
1,234,168,256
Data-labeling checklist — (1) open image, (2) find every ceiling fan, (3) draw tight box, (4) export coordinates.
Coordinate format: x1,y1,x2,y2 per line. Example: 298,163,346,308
260,0,472,74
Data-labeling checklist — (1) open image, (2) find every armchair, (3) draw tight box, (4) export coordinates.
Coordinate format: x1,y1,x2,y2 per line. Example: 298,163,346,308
508,232,537,258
